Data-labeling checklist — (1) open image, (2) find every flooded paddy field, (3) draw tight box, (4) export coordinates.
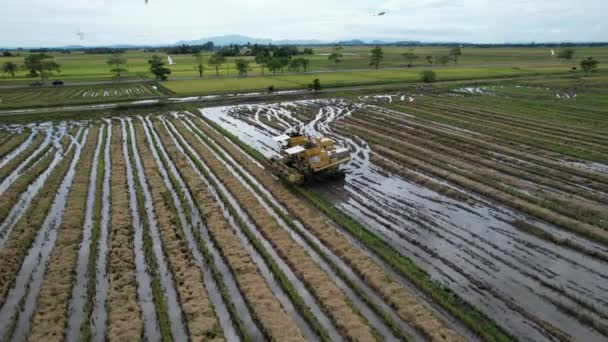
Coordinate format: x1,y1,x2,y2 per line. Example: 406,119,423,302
200,77,608,341
0,112,471,341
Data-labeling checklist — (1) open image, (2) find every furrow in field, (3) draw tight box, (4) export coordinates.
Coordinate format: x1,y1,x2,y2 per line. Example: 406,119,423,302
374,105,608,187
0,130,34,166
0,128,88,341
133,119,223,340
174,116,379,341
416,99,608,145
345,115,608,229
340,122,608,245
0,127,78,250
64,124,105,342
156,118,305,341
90,119,112,342
142,116,255,341
191,113,470,341
106,121,143,341
0,133,47,188
29,126,100,341
127,118,189,341
119,118,161,341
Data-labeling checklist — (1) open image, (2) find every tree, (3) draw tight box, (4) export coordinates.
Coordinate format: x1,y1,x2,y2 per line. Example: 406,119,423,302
106,53,128,80
23,53,60,80
425,55,433,65
328,46,343,68
402,52,419,67
234,59,251,77
266,57,284,75
288,58,310,72
193,52,204,78
369,46,384,69
255,50,271,74
420,70,437,83
303,48,314,55
580,57,599,76
557,48,575,62
308,78,321,92
208,53,226,77
437,55,451,66
449,47,462,64
2,62,17,77
148,55,171,80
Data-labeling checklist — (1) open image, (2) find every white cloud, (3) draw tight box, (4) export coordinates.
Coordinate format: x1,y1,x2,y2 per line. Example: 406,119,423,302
0,0,606,46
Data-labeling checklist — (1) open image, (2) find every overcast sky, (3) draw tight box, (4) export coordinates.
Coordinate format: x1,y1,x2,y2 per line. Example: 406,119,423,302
1,0,606,47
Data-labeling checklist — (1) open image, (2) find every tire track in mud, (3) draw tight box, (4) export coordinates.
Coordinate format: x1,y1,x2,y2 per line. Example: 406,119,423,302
65,124,105,342
175,116,379,341
180,115,416,341
119,118,160,341
0,133,47,187
0,131,35,168
158,118,307,341
140,116,243,341
0,128,88,341
126,118,188,341
0,127,79,249
29,126,100,341
189,113,471,341
133,119,223,340
106,122,143,341
90,119,112,342
203,100,608,341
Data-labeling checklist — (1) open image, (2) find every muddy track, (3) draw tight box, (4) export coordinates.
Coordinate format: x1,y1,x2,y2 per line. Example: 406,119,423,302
0,131,34,164
142,116,245,341
174,116,382,341
127,118,188,341
157,118,306,341
90,119,112,342
29,126,99,341
106,121,143,341
133,120,223,340
0,133,46,187
64,125,105,342
120,119,161,341
0,128,87,340
186,114,466,341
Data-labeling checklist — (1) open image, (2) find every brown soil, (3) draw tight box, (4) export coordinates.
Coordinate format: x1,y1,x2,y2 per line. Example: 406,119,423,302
0,131,30,160
133,122,223,341
154,119,304,341
190,116,463,341
0,148,76,307
107,121,143,340
0,134,45,181
174,118,376,341
29,127,99,340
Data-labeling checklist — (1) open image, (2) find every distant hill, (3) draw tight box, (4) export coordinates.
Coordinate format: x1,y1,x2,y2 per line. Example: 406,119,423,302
177,35,326,46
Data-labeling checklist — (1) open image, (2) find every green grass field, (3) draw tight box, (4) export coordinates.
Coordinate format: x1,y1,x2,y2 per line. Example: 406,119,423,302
1,46,607,83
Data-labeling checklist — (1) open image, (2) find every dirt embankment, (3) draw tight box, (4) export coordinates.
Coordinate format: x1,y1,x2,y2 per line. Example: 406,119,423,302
0,134,45,181
0,148,76,308
107,122,142,340
0,131,30,159
29,127,99,340
174,119,377,341
190,117,463,342
133,122,223,341
154,120,304,341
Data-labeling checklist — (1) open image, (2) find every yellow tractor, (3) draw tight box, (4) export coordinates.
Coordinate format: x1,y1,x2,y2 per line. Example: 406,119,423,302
268,132,351,185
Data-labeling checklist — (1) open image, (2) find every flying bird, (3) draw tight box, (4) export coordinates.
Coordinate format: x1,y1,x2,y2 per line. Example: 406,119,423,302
76,30,85,40
375,11,386,16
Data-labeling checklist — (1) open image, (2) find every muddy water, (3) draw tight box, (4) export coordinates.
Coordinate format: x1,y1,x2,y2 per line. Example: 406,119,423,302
0,130,37,169
0,126,73,249
0,128,87,341
120,119,161,341
139,116,241,341
128,118,188,341
181,115,420,340
0,130,51,196
91,119,112,342
66,125,104,342
163,118,318,340
178,116,346,341
201,100,608,341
